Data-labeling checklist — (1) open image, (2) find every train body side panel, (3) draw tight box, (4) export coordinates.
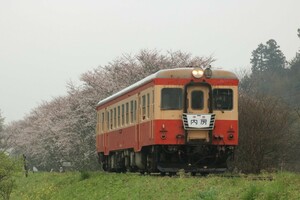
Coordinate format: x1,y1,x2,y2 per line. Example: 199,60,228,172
98,126,137,155
96,118,238,156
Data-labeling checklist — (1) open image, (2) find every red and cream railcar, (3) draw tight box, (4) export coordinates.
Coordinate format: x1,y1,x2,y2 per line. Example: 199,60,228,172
96,67,238,174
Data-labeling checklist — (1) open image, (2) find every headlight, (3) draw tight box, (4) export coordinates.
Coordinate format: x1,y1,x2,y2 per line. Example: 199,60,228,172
192,68,204,78
204,67,212,78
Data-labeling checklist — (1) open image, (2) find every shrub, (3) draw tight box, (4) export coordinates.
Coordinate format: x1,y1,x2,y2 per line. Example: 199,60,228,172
79,171,91,181
0,152,21,200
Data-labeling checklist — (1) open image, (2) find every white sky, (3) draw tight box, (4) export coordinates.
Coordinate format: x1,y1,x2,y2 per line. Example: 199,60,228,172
0,0,299,122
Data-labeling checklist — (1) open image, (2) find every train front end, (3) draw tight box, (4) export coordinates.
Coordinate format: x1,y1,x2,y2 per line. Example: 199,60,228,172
153,67,239,174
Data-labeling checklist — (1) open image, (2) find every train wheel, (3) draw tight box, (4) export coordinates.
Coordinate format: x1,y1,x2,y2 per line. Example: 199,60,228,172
160,172,166,176
140,171,145,175
226,155,235,172
168,172,176,177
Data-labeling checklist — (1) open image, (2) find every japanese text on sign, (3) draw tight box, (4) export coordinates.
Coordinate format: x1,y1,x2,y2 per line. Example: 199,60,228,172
186,114,212,128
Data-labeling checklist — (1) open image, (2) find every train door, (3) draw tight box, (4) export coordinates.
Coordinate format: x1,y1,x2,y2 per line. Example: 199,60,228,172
184,84,214,143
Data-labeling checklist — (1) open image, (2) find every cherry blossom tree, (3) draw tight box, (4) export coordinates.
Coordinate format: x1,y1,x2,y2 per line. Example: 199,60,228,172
4,49,214,170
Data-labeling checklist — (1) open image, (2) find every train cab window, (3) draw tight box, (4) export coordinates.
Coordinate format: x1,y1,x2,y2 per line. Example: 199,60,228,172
191,91,204,110
213,89,233,110
161,88,183,110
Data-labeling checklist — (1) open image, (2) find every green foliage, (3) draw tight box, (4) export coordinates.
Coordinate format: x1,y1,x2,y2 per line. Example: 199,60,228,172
196,187,217,200
0,152,22,200
290,53,300,75
250,39,286,75
79,171,91,181
242,184,262,200
241,38,289,98
0,179,14,200
8,172,300,200
250,43,267,74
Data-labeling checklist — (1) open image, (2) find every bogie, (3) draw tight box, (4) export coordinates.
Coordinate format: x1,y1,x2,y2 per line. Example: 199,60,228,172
98,144,234,174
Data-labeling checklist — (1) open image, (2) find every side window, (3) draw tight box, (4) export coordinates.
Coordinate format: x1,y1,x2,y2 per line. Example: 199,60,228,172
117,106,120,127
107,111,110,130
191,90,204,110
110,109,113,129
142,95,146,119
161,88,183,110
130,100,134,123
152,90,155,117
134,100,137,122
147,93,150,118
213,89,233,110
101,112,104,132
126,102,129,124
113,108,116,128
122,104,125,126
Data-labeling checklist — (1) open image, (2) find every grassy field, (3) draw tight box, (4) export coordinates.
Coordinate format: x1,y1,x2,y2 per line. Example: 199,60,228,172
9,171,300,200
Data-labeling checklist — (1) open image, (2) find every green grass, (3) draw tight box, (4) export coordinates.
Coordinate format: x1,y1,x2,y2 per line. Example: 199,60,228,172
9,172,300,200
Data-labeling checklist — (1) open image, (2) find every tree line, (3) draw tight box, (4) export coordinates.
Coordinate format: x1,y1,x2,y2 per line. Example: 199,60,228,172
236,29,300,173
1,29,299,173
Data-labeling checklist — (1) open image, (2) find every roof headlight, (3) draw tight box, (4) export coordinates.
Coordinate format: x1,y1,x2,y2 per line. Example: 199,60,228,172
204,67,212,78
192,68,204,78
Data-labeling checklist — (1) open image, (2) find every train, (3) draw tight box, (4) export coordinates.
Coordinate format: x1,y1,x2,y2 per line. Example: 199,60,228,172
96,67,239,175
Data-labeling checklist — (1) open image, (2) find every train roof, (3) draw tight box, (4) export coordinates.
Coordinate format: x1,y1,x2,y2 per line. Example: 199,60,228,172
97,68,238,107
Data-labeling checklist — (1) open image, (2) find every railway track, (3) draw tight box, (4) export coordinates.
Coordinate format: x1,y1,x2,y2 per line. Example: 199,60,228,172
142,171,274,181
214,173,274,181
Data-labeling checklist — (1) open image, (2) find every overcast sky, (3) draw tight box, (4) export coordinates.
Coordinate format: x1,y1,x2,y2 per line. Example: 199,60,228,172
0,0,299,122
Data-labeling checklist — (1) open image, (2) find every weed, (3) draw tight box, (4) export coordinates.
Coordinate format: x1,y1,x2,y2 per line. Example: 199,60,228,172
196,187,217,200
242,184,262,200
178,169,187,178
79,171,91,181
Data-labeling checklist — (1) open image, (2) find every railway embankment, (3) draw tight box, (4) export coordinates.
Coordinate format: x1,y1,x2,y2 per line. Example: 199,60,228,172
10,171,300,200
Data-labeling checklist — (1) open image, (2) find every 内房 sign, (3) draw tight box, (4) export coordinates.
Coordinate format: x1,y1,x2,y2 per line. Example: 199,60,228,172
182,113,215,130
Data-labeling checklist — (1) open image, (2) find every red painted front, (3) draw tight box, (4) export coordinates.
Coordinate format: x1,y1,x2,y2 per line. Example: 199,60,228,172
212,120,238,145
96,119,238,155
153,120,185,145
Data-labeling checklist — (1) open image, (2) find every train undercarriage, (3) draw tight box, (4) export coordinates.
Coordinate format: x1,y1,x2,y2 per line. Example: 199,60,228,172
98,145,235,175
